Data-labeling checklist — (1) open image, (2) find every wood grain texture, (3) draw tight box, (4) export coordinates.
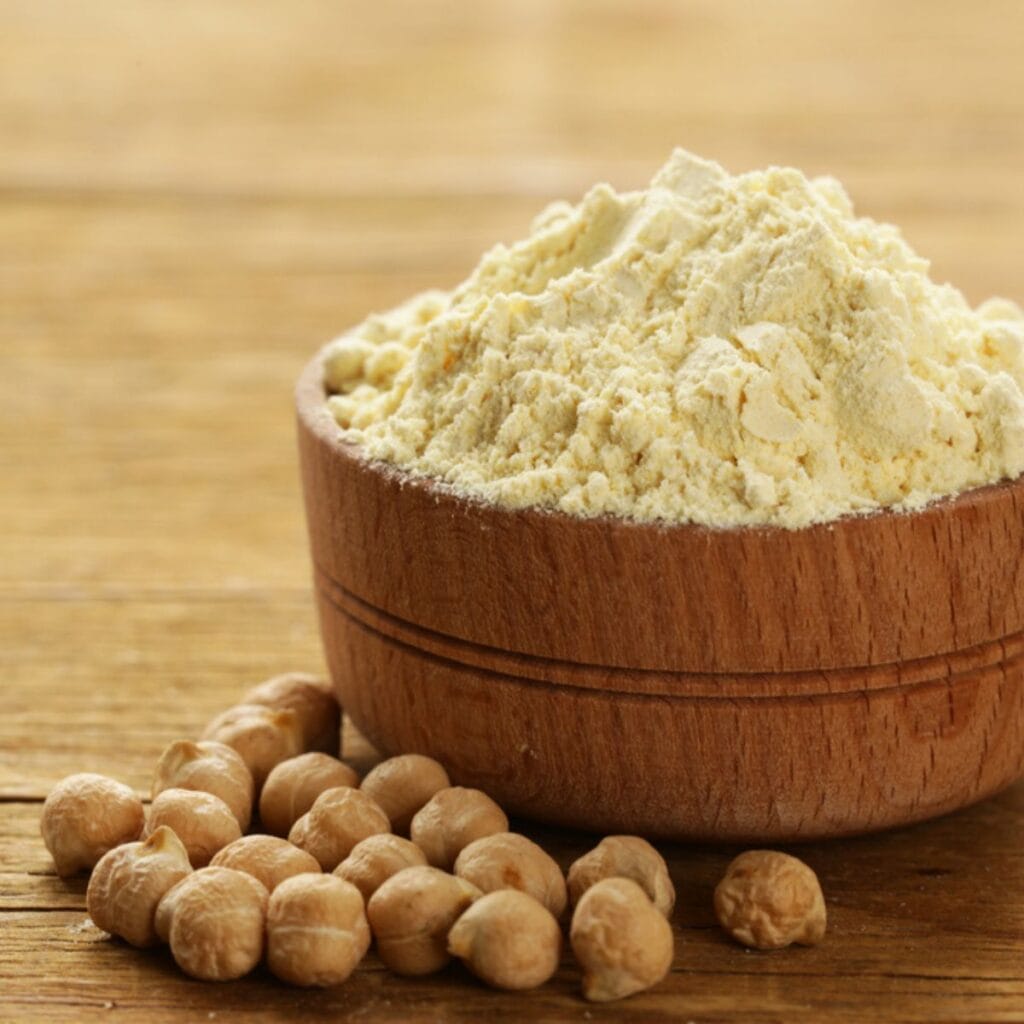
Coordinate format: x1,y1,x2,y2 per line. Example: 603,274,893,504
321,603,1024,842
4,0,1024,1019
298,361,1024,839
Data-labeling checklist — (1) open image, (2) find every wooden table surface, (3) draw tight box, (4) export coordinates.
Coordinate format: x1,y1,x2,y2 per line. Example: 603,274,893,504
3,2,1023,1021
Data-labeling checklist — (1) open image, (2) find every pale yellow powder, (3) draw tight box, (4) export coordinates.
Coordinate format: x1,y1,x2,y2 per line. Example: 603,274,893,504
322,149,1024,528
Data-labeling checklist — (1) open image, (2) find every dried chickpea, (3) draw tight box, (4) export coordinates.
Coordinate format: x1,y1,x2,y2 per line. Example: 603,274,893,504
210,835,321,893
41,773,145,877
334,833,427,901
259,752,359,837
144,788,241,868
288,786,390,871
243,672,341,754
367,865,481,976
448,889,561,990
152,739,254,831
568,835,675,918
86,826,192,948
201,703,303,790
266,874,370,987
410,787,509,870
360,754,450,834
454,832,567,918
570,877,674,1002
713,850,826,950
166,866,269,981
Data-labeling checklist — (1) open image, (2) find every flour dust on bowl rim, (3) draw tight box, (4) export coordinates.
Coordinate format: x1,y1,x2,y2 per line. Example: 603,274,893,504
297,354,1024,842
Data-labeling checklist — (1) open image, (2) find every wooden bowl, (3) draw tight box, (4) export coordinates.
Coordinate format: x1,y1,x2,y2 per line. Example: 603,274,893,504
296,354,1024,841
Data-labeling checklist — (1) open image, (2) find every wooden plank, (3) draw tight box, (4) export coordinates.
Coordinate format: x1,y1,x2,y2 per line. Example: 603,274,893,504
0,193,547,285
3,787,1024,1021
0,594,330,797
3,0,1024,204
2,175,1022,318
0,194,530,593
3,909,1023,1024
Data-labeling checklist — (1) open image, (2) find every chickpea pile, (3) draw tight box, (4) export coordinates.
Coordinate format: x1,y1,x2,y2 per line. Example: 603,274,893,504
42,672,828,1002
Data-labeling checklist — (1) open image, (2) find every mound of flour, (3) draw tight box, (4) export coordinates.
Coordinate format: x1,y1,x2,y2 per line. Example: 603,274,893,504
323,149,1024,528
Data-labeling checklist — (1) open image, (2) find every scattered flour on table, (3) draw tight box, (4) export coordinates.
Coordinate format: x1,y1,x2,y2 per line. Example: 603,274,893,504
322,149,1024,528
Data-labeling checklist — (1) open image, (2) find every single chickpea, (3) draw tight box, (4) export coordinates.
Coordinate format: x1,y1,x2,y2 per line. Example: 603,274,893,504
454,832,567,918
143,789,241,868
410,787,508,870
201,703,303,790
366,865,481,976
334,833,427,901
567,835,675,918
570,877,674,1002
259,752,359,837
360,754,450,834
448,889,562,990
288,787,390,871
152,739,254,831
713,850,827,950
243,672,341,755
86,826,192,948
210,835,321,893
41,773,145,877
165,866,269,981
266,874,371,987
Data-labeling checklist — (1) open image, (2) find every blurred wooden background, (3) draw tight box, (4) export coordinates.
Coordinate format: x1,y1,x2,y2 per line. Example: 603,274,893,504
2,2,1023,1021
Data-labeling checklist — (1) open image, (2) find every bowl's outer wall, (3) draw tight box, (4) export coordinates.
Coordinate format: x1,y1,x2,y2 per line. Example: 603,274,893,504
318,595,1024,841
297,354,1024,839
